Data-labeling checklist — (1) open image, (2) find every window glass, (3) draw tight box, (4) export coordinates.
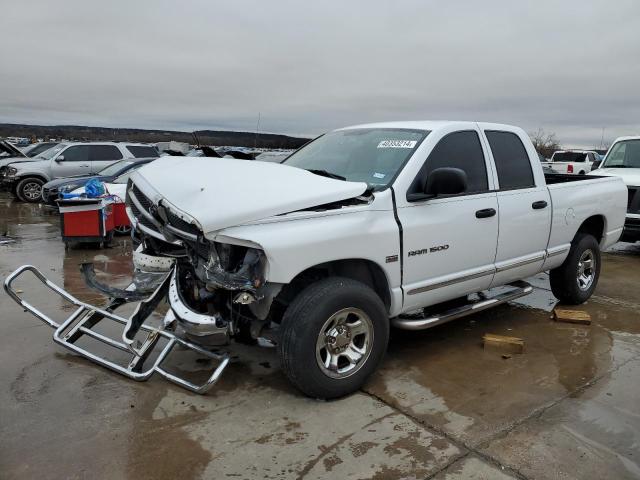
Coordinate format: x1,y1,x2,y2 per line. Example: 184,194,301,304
552,151,588,163
283,128,428,189
36,143,67,160
126,145,159,158
602,140,640,168
61,145,90,162
98,160,133,176
89,145,123,161
486,131,535,190
412,131,488,194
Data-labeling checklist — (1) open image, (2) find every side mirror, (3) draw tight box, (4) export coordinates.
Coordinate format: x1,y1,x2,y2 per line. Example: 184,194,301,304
55,155,65,162
407,167,468,202
591,160,602,170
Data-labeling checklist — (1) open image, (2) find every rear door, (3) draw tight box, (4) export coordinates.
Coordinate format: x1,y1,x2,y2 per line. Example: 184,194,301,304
482,128,551,287
89,145,124,173
397,128,499,310
50,145,91,178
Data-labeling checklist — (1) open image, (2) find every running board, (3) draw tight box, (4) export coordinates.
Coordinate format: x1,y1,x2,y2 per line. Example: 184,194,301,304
392,280,533,331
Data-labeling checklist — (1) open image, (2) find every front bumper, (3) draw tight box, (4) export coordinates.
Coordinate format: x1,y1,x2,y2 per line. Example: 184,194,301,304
622,215,640,242
3,263,232,394
1,177,16,188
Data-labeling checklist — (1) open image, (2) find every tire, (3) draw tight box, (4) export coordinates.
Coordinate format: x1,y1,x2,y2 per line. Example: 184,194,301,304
16,177,44,203
279,277,389,399
550,233,601,304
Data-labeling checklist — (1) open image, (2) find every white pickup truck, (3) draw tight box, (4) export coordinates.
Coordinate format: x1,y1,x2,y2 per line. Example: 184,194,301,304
542,150,600,175
5,121,627,399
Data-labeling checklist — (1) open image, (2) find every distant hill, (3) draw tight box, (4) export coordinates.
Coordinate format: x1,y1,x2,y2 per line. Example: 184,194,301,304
0,123,310,149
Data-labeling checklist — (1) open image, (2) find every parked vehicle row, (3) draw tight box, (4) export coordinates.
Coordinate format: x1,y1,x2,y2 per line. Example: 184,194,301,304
0,142,159,202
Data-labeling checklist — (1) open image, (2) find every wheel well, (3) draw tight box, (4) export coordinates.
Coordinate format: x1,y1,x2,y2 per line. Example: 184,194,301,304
278,259,392,312
576,215,605,244
17,175,47,184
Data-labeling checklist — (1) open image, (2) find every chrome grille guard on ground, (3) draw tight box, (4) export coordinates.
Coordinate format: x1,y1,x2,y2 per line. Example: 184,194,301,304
4,265,230,394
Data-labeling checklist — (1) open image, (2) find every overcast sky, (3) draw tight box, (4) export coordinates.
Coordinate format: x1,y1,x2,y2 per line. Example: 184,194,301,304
2,0,639,147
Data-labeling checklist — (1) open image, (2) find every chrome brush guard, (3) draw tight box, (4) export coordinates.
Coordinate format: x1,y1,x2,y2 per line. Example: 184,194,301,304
4,265,230,394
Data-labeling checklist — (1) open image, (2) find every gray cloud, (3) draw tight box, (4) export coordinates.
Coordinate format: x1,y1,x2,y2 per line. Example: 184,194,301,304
2,0,639,147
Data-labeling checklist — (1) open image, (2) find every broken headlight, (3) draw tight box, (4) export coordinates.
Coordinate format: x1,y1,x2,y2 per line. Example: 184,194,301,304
195,241,266,292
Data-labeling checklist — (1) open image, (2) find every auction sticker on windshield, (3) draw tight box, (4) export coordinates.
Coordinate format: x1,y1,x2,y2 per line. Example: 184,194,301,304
377,140,417,149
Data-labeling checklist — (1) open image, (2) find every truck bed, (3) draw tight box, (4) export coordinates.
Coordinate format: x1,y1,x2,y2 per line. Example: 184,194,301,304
544,173,601,185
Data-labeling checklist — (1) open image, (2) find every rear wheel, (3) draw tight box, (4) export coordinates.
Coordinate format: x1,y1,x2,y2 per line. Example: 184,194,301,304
16,177,44,203
279,277,389,399
550,233,600,304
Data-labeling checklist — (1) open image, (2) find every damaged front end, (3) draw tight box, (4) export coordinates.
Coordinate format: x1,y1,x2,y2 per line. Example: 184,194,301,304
2,182,280,394
126,179,280,348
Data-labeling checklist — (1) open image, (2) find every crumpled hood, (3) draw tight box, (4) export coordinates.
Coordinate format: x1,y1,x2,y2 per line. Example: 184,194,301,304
590,168,640,187
132,156,368,233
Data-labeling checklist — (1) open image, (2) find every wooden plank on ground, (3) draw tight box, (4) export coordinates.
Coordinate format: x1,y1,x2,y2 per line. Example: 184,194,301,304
553,309,591,325
483,333,525,354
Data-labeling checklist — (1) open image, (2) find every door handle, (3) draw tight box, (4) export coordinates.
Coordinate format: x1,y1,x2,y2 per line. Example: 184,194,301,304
475,208,496,218
532,200,548,209
80,164,90,167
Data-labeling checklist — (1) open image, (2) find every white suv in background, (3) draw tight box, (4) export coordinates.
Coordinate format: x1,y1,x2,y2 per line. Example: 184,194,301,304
1,142,158,202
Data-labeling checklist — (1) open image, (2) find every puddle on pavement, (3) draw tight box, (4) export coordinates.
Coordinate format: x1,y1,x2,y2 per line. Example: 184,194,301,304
366,294,640,444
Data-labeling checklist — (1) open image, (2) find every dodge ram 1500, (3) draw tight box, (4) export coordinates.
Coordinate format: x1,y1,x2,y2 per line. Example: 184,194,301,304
5,121,627,399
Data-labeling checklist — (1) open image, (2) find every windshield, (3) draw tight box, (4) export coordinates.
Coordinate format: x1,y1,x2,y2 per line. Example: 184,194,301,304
602,140,640,168
283,128,428,188
36,143,67,160
98,160,133,176
113,165,143,184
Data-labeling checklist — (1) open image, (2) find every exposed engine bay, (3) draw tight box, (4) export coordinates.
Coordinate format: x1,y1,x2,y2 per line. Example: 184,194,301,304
126,179,284,348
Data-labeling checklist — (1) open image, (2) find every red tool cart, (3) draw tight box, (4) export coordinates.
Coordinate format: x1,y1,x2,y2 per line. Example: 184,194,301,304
57,198,115,248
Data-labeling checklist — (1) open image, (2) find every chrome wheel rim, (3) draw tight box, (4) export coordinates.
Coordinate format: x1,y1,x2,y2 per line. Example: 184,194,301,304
22,182,42,201
114,225,132,234
577,249,596,291
315,307,373,379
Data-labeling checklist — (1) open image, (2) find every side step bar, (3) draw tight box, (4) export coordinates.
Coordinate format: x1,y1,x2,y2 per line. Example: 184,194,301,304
392,280,533,331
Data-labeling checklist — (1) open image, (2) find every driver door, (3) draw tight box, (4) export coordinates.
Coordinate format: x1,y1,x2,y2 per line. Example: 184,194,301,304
397,130,499,311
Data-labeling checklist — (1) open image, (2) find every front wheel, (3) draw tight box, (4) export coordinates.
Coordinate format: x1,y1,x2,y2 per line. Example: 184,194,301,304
114,225,132,235
16,177,44,203
278,277,389,399
550,233,601,304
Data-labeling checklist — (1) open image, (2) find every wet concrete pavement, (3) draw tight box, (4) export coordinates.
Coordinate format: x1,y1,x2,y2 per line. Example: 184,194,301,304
1,191,639,480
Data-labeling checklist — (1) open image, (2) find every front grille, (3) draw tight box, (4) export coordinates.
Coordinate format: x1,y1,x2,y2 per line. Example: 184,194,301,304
127,181,203,241
132,184,152,210
628,187,639,213
127,183,161,234
166,209,200,236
